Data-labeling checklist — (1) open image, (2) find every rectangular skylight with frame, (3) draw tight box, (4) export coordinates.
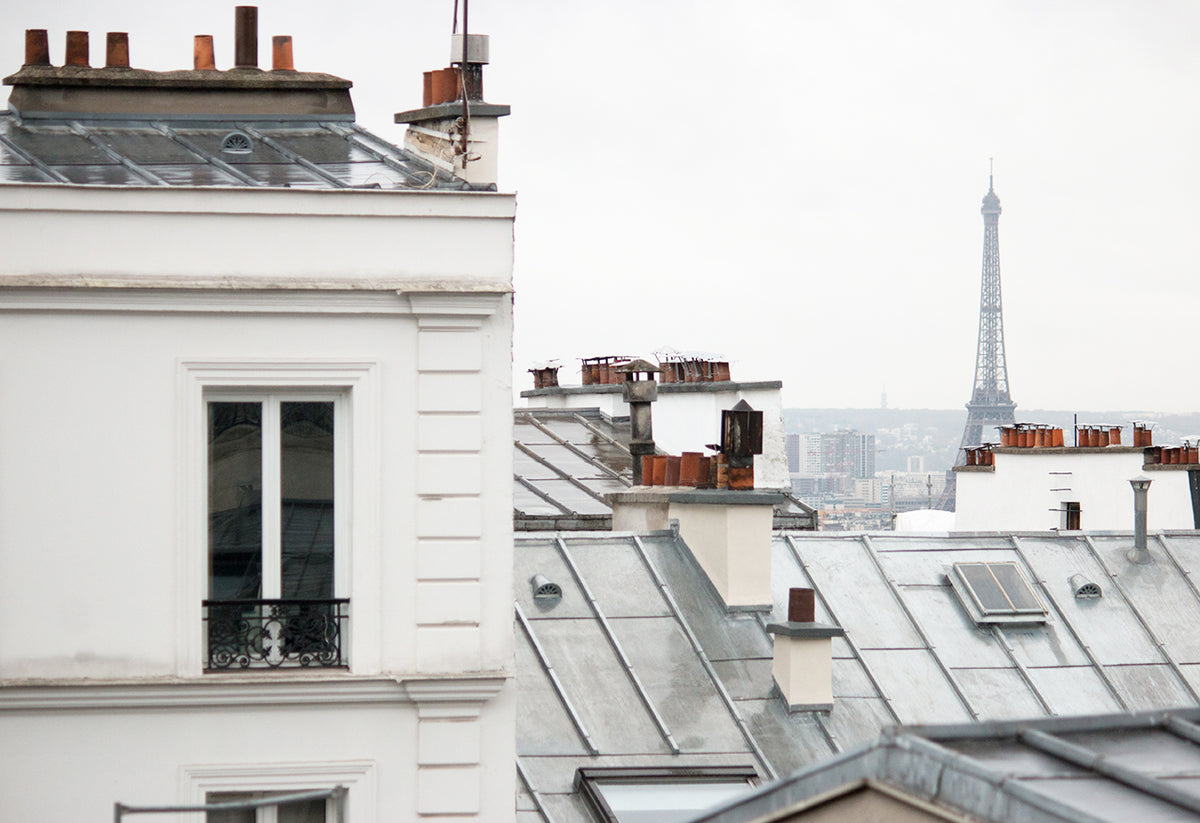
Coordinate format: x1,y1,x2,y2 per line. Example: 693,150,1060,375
949,561,1047,625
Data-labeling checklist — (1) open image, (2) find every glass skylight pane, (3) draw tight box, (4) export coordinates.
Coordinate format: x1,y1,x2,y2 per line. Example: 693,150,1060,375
991,563,1043,612
957,563,1011,613
596,782,751,822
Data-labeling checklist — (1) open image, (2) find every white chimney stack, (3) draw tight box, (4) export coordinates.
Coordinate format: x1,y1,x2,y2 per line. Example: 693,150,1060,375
767,588,844,711
394,33,509,189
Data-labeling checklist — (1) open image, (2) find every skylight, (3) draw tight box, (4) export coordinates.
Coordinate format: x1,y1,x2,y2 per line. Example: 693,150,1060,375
949,562,1047,625
576,767,757,823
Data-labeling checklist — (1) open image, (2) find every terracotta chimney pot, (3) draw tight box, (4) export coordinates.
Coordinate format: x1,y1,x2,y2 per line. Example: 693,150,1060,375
105,32,129,68
65,31,89,67
25,29,50,66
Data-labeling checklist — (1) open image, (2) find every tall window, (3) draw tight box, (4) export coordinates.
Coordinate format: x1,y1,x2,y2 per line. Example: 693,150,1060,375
205,395,347,669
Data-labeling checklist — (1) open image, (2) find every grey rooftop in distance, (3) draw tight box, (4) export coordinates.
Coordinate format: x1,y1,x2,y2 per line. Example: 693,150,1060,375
694,708,1200,823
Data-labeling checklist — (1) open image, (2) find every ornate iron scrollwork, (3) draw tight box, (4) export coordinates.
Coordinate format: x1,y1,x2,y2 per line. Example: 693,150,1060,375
204,599,349,670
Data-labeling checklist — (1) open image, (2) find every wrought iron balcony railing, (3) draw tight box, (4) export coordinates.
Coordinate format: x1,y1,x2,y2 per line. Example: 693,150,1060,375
203,599,349,670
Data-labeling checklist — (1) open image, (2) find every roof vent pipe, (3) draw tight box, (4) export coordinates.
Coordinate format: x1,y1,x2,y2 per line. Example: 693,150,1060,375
234,6,258,69
1128,476,1153,564
65,31,89,67
24,30,50,67
194,35,216,70
105,32,129,68
619,359,661,485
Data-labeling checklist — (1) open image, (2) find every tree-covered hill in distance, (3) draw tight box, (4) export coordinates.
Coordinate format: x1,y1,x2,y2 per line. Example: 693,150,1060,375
784,409,1200,474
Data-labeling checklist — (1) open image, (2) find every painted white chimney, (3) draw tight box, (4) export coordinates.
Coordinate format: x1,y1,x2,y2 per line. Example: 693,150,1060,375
394,33,509,188
668,490,779,609
767,588,844,711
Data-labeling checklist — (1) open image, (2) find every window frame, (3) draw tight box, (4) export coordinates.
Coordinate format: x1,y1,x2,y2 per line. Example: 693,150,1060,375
575,766,758,823
179,360,381,677
206,390,347,602
182,760,375,823
948,561,1048,626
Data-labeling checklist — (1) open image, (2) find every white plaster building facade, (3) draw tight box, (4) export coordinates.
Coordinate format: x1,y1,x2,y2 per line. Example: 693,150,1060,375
0,18,516,823
956,447,1196,532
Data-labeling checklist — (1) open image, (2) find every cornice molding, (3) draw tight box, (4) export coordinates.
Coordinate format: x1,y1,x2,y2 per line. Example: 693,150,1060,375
0,672,508,712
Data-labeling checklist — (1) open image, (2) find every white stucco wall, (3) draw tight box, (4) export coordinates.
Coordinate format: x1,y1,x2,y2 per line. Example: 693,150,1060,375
956,449,1195,532
523,382,789,489
0,185,516,822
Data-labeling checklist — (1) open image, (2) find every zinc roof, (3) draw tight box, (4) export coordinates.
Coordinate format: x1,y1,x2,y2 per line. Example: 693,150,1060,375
695,709,1200,823
0,112,477,191
516,529,1200,820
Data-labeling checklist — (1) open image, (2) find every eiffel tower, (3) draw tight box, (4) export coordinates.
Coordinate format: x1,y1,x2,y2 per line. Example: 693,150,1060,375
939,171,1016,510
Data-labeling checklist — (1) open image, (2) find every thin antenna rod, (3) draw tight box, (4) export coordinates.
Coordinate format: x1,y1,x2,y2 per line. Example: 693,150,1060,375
452,0,459,33
459,0,470,170
989,156,994,189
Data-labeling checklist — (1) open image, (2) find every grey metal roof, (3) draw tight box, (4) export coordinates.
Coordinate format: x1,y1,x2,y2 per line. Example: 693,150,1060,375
512,409,817,531
515,533,776,822
513,409,634,530
0,113,476,190
693,709,1200,823
515,529,1200,820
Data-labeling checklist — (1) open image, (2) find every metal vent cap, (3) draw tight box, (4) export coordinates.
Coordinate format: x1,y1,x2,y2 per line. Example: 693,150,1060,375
220,131,253,154
531,574,562,607
1069,573,1102,599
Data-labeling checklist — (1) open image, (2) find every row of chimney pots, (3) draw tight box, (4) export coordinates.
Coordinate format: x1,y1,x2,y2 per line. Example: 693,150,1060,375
25,10,298,71
997,423,1156,449
639,453,754,491
529,357,733,389
967,422,1200,465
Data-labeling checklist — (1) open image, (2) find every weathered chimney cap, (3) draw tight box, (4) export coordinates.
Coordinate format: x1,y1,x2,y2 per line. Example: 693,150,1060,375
618,359,661,375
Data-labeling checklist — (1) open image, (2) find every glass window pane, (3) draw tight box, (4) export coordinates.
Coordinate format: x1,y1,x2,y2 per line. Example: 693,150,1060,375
991,563,1043,612
595,782,751,822
957,562,1010,613
279,798,327,823
205,792,256,823
209,402,263,600
280,401,335,600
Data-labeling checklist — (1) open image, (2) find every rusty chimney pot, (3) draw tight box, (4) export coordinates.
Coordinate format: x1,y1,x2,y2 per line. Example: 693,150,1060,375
272,35,294,70
105,32,129,68
194,35,216,70
65,31,90,67
24,30,50,66
234,6,259,69
788,588,816,623
422,70,434,107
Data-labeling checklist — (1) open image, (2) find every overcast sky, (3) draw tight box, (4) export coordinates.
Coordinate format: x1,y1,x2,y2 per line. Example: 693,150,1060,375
4,1,1198,412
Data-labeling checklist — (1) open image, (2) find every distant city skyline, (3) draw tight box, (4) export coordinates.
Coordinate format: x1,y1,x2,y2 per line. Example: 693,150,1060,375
5,1,1198,411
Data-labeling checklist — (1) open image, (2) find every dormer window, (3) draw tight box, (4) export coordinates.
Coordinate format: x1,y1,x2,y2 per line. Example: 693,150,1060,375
949,561,1047,625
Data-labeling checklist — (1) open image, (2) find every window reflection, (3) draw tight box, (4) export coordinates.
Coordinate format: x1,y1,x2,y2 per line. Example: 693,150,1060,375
209,402,263,600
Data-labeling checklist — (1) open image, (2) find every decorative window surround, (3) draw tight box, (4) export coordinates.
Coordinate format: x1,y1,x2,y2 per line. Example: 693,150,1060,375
181,760,375,823
179,360,381,678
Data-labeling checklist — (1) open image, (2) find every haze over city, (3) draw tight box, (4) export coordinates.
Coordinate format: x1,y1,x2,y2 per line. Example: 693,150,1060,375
4,0,1197,412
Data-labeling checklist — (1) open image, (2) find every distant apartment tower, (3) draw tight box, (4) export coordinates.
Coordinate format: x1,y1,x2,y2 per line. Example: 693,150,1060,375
821,431,875,480
786,433,801,473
